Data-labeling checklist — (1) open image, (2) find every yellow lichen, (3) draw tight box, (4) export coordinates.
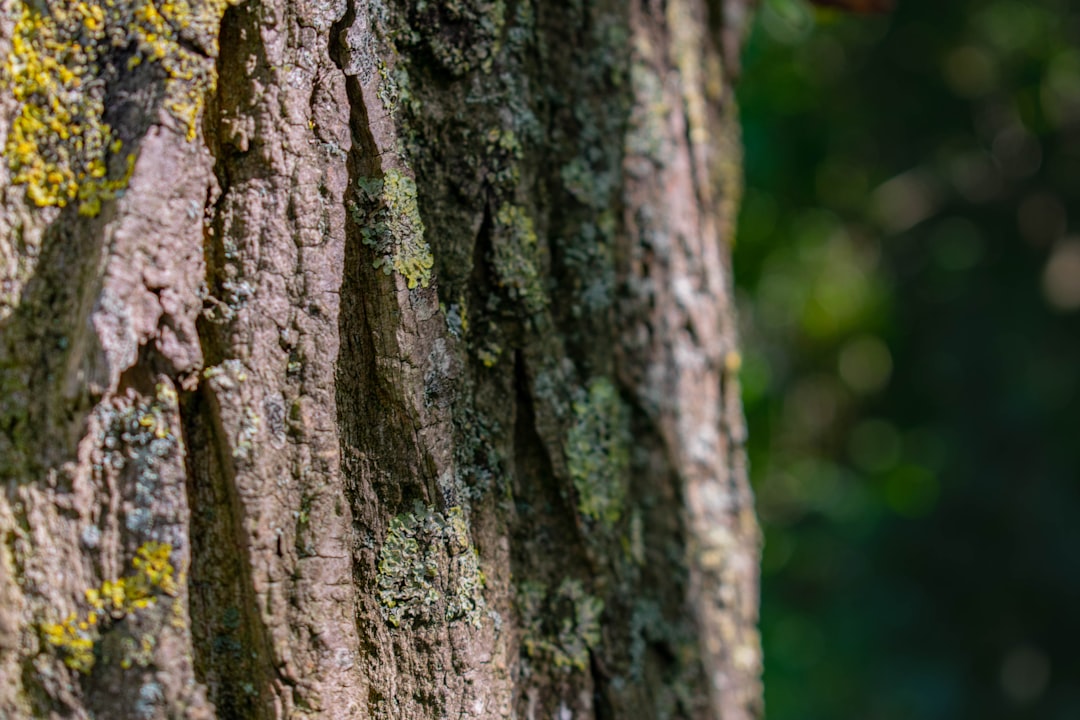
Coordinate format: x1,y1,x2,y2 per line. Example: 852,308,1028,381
3,0,236,214
40,541,178,673
350,169,435,290
40,613,96,674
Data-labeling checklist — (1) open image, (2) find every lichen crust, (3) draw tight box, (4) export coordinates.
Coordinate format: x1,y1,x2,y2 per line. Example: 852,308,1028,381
376,502,486,628
40,541,178,673
4,0,235,215
350,168,435,289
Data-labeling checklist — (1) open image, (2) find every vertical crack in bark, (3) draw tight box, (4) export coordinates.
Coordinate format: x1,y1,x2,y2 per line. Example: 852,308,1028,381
182,0,376,708
331,3,501,712
180,379,280,719
179,5,288,716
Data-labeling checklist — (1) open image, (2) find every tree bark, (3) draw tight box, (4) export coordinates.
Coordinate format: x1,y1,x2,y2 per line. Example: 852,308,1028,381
0,0,761,717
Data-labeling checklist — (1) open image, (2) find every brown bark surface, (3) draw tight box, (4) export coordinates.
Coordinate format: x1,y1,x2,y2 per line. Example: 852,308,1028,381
0,0,761,717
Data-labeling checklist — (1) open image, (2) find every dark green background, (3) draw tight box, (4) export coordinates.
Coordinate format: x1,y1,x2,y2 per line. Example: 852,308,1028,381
735,0,1080,717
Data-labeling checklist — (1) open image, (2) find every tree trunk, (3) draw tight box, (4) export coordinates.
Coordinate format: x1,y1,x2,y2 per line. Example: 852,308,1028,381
0,0,761,717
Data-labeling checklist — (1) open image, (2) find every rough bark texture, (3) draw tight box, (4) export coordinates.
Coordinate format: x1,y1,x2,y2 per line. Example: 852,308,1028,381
0,0,761,717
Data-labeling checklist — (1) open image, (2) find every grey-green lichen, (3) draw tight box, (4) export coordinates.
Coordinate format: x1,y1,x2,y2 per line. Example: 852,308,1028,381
518,579,603,672
628,599,677,681
232,406,260,460
504,0,534,53
94,384,181,534
484,127,522,191
452,404,503,498
491,202,546,315
566,378,630,528
564,213,617,314
413,0,506,76
3,0,234,215
350,169,434,289
560,157,618,212
201,361,261,460
626,59,671,166
376,60,398,114
376,502,485,628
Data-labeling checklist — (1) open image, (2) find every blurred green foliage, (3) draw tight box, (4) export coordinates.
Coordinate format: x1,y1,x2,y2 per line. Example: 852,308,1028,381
736,0,1080,717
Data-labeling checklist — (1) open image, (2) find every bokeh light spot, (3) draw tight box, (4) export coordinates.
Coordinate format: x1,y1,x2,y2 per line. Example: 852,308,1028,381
838,335,893,394
991,126,1042,178
948,150,1003,203
999,646,1051,705
785,375,843,438
740,351,774,406
1041,49,1080,128
761,0,814,45
873,170,942,234
943,45,998,98
1041,239,1080,311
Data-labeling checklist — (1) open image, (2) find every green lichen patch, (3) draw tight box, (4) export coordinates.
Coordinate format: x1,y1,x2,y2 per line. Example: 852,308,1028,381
376,502,485,628
483,127,522,191
566,378,630,528
504,0,534,54
40,541,179,673
350,169,434,289
3,0,234,214
518,579,604,672
490,202,546,315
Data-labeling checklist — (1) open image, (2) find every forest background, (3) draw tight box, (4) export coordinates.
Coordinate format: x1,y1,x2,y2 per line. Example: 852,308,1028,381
737,0,1080,717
